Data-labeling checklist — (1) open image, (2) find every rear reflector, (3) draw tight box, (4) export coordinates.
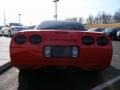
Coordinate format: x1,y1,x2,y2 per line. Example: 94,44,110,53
72,46,78,58
45,46,51,58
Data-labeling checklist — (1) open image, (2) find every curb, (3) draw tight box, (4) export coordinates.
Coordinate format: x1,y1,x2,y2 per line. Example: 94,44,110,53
0,62,12,74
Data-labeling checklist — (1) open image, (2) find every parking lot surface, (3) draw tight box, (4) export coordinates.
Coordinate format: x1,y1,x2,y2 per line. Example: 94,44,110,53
0,37,120,90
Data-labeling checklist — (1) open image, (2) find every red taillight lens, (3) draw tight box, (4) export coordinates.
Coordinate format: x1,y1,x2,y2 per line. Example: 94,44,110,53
14,35,26,44
97,36,109,46
82,36,94,45
29,35,42,44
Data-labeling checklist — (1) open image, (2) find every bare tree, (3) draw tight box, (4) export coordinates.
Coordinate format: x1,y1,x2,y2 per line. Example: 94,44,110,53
107,14,113,24
95,12,113,24
78,17,84,24
102,12,108,24
94,16,99,24
114,9,120,23
65,17,78,22
86,15,94,24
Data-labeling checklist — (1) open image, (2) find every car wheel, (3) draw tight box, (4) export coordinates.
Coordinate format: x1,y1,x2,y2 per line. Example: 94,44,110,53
2,31,4,37
8,31,12,37
111,36,115,40
18,70,29,90
117,36,120,41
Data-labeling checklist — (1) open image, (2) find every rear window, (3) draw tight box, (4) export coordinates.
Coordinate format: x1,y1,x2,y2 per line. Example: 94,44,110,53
9,23,23,26
35,21,86,31
96,28,104,32
88,28,104,32
105,28,120,33
105,28,112,33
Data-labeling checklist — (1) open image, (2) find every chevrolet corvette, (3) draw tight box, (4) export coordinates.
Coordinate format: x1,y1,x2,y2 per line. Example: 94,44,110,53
10,21,112,71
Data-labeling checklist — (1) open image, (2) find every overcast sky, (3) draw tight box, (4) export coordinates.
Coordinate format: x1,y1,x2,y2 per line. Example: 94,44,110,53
0,0,120,26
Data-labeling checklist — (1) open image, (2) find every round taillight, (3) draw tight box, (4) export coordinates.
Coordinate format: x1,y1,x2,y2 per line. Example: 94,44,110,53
97,36,109,46
82,36,94,45
29,35,42,44
14,35,26,44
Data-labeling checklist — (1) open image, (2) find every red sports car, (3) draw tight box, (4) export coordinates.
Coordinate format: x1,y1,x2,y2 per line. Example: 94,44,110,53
10,21,112,71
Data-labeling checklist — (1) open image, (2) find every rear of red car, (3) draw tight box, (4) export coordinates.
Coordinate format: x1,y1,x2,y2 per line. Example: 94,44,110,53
10,30,112,71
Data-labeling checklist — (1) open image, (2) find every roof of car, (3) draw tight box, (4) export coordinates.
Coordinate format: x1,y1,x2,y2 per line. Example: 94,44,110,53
38,20,83,27
35,20,85,30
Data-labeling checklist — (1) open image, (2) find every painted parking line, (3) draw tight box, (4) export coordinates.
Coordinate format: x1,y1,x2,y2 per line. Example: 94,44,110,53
91,75,120,90
113,55,120,57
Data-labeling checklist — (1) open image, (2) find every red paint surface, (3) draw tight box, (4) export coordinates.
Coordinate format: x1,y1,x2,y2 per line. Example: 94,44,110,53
10,30,112,71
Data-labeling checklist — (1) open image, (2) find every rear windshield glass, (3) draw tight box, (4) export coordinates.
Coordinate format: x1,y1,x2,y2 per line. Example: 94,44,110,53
105,28,120,33
9,23,23,26
35,21,86,31
104,28,113,33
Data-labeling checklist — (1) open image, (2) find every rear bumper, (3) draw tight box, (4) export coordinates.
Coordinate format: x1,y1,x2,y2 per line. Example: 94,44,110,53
12,62,110,71
10,47,112,71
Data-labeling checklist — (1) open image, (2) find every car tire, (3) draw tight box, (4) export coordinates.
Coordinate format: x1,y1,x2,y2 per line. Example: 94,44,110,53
118,38,120,41
8,31,12,37
18,70,29,90
111,36,115,40
117,36,120,41
2,31,4,37
18,69,44,90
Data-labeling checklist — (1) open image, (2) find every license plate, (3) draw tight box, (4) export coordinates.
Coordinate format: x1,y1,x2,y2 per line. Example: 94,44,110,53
44,46,78,58
51,46,72,57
